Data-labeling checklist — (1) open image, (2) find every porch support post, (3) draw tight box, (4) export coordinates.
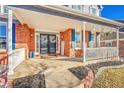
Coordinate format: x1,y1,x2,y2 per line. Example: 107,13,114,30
0,5,4,14
116,27,119,61
83,22,86,62
99,32,101,47
8,9,13,75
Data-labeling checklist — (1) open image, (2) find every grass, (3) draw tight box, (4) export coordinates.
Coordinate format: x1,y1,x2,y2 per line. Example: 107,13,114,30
93,67,124,88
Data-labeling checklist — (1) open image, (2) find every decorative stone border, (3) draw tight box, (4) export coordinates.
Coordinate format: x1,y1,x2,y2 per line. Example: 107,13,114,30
74,67,95,88
6,80,13,88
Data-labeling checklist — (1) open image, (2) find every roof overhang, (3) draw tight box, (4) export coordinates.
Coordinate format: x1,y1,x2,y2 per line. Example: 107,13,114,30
10,5,124,33
42,5,124,27
0,13,19,23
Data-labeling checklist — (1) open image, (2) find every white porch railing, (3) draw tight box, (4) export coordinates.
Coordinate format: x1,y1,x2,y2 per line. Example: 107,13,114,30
8,48,25,73
86,47,118,61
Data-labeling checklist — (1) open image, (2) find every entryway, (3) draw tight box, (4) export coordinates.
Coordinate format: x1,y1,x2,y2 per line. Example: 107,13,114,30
36,33,56,54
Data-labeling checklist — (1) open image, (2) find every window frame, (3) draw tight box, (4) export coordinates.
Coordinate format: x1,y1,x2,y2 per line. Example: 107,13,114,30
0,22,7,50
75,30,81,48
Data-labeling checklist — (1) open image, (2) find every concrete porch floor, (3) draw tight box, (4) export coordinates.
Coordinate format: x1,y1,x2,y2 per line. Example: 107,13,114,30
41,56,84,62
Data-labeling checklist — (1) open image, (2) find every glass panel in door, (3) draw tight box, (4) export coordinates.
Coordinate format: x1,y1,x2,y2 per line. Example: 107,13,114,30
40,34,48,54
36,33,40,53
49,35,56,53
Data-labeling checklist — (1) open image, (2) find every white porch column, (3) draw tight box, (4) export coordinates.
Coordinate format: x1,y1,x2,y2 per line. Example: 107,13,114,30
116,27,119,61
83,22,86,62
0,5,4,14
8,9,13,75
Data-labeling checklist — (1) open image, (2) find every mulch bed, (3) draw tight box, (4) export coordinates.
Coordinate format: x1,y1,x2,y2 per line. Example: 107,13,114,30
68,66,88,80
86,61,124,75
13,74,46,88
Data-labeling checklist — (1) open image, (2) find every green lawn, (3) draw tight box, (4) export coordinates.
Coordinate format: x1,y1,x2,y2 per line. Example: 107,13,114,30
93,67,124,88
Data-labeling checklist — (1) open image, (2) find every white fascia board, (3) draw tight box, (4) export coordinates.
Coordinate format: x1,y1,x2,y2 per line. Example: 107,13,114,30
40,5,124,27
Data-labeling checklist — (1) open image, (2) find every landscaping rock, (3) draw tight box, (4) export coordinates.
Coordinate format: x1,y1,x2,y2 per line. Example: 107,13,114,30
68,66,88,80
86,61,124,74
13,74,45,88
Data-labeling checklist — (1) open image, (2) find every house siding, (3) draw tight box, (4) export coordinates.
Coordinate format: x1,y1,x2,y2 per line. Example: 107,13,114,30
60,29,89,57
15,23,35,57
60,28,72,56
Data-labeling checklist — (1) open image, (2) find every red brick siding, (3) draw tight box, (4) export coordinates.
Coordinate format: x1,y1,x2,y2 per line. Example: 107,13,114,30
15,24,35,53
0,52,7,60
60,29,89,57
75,49,83,57
119,40,124,57
60,28,72,56
100,42,105,47
85,31,89,47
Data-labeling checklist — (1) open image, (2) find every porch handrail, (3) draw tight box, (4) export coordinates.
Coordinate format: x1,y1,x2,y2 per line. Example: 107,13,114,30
86,47,118,61
8,48,25,72
0,48,25,87
0,54,8,88
0,55,8,65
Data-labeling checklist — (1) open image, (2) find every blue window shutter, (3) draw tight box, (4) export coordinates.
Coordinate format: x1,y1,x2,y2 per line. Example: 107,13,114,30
12,23,15,50
0,26,6,36
72,30,75,41
0,24,6,49
89,32,92,41
72,29,75,49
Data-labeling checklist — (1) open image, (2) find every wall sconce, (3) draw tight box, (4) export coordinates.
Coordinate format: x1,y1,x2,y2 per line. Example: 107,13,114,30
62,35,64,40
30,34,33,37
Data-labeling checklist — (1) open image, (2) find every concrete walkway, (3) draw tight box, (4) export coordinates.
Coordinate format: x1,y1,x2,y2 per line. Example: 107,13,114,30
9,58,85,88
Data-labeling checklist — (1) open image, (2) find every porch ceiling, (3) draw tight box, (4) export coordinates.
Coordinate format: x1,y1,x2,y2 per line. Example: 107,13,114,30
13,8,116,33
13,8,84,32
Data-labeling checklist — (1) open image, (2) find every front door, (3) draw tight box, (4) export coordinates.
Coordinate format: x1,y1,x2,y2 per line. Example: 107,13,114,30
49,35,56,54
40,34,56,54
40,34,48,54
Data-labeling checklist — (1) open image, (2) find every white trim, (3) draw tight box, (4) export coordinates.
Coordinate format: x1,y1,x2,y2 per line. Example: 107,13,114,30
119,31,124,34
35,33,40,54
99,32,101,47
117,28,119,61
100,39,117,42
83,22,86,62
36,29,60,34
0,5,4,14
56,34,60,54
41,5,124,27
119,38,124,41
100,38,124,42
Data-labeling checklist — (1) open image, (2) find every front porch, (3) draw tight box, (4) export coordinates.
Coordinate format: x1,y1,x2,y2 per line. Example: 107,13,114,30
12,6,120,63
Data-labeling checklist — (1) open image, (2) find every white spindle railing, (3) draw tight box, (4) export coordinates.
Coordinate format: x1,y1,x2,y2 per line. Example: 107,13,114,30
86,47,117,61
8,48,25,72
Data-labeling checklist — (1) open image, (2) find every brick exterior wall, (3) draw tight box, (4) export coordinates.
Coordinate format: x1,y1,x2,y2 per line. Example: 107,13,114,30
119,40,124,57
15,24,35,56
60,28,72,56
0,52,7,60
60,29,89,57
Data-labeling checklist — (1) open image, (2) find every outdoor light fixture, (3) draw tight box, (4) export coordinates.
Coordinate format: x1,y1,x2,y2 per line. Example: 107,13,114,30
30,34,33,37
